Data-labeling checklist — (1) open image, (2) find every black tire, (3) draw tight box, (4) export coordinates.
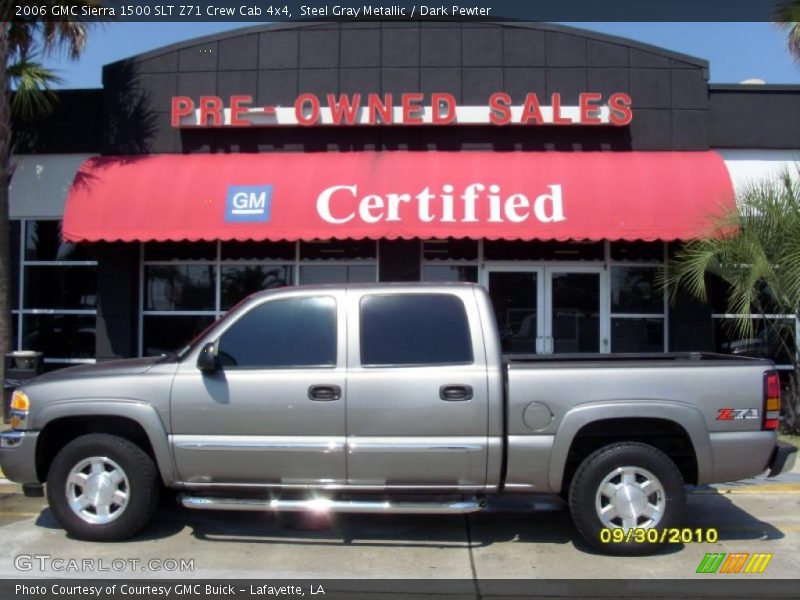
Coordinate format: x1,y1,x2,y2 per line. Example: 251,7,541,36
568,442,685,556
46,433,159,541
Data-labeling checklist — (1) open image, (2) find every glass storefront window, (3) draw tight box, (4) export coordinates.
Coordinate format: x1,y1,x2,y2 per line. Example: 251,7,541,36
611,318,665,353
610,241,665,263
221,265,294,310
709,274,782,315
714,317,795,365
299,265,376,284
140,240,377,355
24,220,95,261
24,266,97,309
22,314,96,360
422,239,478,261
144,265,215,311
142,315,216,357
610,267,662,314
10,220,20,310
484,240,604,261
422,265,479,283
221,240,296,261
144,241,216,261
608,261,666,352
11,220,98,367
300,239,376,261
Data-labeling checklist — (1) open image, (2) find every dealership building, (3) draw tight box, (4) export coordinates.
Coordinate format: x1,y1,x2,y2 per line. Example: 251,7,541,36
8,21,800,369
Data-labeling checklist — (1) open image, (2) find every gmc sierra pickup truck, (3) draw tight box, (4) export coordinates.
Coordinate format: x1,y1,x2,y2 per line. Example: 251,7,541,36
0,283,796,555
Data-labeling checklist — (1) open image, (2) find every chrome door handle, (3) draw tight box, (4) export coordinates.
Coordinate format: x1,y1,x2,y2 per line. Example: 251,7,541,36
439,384,473,401
308,384,342,401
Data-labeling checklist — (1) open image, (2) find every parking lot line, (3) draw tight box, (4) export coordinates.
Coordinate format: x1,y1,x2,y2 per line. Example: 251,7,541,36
695,483,800,494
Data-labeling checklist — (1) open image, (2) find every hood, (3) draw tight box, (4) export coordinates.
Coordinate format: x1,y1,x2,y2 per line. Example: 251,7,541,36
28,356,166,384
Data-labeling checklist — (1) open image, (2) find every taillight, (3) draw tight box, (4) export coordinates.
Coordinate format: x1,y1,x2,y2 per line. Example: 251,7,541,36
764,371,781,430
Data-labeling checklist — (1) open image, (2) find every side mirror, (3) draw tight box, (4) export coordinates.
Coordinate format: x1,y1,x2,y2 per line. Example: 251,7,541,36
197,342,219,373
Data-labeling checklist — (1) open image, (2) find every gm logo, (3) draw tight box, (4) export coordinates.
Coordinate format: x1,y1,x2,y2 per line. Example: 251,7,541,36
225,185,272,222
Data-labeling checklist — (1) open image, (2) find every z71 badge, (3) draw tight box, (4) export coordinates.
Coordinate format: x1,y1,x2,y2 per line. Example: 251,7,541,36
717,408,759,420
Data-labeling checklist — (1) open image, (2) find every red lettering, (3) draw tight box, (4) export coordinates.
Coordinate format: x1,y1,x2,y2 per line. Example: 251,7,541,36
327,93,362,125
431,93,456,124
520,93,544,125
230,95,252,127
402,93,424,124
489,92,512,125
367,94,393,125
717,408,735,421
550,93,573,124
295,93,320,125
171,96,194,127
579,92,603,124
608,92,633,126
198,96,223,127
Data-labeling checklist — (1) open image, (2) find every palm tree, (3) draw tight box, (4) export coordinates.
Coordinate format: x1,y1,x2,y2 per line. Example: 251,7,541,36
665,171,800,432
775,1,800,60
0,6,98,379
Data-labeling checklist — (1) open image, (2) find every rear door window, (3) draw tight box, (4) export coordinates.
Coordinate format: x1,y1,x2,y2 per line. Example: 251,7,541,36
218,296,336,368
360,294,473,366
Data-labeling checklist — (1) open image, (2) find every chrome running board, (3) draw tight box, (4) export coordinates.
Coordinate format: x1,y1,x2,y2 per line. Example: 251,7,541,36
179,495,485,514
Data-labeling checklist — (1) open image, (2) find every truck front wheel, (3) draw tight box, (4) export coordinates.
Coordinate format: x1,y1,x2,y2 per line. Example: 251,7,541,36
568,442,685,555
46,433,159,541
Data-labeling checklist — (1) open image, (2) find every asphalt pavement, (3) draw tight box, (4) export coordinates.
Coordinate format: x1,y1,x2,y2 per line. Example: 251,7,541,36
1,459,798,580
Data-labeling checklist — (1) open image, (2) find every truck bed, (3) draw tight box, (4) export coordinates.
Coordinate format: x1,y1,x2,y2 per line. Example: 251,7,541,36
505,352,773,369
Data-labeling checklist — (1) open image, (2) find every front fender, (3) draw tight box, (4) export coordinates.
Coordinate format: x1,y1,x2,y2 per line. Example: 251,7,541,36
35,400,177,486
548,401,712,492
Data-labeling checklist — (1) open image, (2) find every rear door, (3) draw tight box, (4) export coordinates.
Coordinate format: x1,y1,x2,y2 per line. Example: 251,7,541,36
345,288,489,489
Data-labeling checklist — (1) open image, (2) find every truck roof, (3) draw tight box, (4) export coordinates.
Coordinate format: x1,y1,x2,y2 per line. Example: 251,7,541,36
248,281,480,298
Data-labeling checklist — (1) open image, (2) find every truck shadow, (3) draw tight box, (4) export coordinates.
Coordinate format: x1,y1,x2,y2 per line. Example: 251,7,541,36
32,489,783,554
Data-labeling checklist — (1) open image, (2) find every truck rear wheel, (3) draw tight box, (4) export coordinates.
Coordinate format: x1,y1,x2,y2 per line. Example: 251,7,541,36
568,442,685,556
46,433,159,541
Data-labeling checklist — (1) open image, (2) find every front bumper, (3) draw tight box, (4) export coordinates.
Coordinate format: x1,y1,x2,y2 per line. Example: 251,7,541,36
0,430,40,484
767,441,798,477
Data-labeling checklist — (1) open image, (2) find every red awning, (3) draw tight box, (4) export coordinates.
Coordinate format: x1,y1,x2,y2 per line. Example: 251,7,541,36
63,151,734,243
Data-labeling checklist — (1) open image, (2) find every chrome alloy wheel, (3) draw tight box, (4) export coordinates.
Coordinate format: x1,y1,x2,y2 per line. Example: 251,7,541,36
65,456,130,524
594,466,666,531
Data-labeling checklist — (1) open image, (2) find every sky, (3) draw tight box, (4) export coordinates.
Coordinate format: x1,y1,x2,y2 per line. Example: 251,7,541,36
39,22,800,89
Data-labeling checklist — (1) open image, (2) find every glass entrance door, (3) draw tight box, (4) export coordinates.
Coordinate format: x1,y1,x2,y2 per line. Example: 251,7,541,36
545,269,603,354
487,269,544,354
485,266,606,355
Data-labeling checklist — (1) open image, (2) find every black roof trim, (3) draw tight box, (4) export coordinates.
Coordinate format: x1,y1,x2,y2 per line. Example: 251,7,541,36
103,21,708,72
710,83,800,92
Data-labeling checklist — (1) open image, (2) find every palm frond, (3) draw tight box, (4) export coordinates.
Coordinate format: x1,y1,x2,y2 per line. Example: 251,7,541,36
670,168,800,365
774,2,800,60
7,2,100,60
8,59,62,121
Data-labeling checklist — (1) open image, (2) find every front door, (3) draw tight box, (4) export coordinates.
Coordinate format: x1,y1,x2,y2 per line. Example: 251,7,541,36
170,291,348,486
484,266,607,354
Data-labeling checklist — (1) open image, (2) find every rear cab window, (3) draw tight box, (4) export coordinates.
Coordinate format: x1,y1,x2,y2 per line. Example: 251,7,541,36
360,293,473,367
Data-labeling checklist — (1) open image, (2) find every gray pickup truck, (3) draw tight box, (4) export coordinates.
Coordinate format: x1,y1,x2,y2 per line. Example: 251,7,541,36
1,283,796,554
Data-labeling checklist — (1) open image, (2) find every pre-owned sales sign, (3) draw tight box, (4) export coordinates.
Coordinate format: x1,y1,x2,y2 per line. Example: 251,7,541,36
170,92,633,127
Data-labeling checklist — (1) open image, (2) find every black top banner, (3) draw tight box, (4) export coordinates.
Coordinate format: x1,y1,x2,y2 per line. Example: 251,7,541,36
5,0,797,22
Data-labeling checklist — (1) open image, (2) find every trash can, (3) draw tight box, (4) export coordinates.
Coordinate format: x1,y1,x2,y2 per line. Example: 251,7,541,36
3,351,43,424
